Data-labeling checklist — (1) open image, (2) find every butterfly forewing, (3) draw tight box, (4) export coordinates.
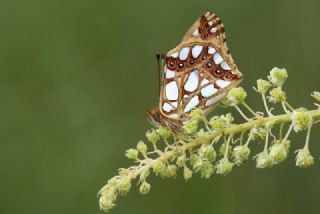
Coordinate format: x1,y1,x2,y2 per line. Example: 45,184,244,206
157,12,242,127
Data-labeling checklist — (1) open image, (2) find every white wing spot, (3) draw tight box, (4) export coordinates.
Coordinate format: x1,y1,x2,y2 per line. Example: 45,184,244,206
210,27,217,33
208,21,214,26
166,69,175,79
183,95,189,98
179,47,190,60
170,52,178,58
191,45,203,58
165,81,178,100
213,52,223,64
205,93,227,107
171,101,178,108
221,61,231,70
201,84,218,97
184,96,200,112
216,80,231,88
163,102,173,112
201,78,210,86
184,70,199,92
208,46,216,54
168,113,179,119
193,29,200,37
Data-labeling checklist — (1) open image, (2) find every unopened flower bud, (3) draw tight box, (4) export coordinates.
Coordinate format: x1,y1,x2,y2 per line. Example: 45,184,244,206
125,149,139,160
233,145,250,165
311,91,320,102
139,181,151,195
291,109,313,132
200,161,215,178
118,179,131,195
216,158,234,175
254,150,272,168
189,108,205,121
257,79,271,94
183,119,198,135
183,166,193,181
137,141,147,154
227,87,247,106
156,126,171,139
269,142,288,164
146,130,160,145
268,67,288,86
295,147,314,168
269,87,286,103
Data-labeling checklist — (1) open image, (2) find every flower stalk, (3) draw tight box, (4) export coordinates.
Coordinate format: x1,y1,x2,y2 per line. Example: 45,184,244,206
98,67,320,212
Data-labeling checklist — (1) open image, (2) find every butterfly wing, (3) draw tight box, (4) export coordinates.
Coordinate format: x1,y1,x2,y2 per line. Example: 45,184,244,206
158,12,242,122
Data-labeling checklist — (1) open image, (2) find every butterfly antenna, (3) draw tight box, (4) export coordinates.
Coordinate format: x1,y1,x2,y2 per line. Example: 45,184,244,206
156,53,164,94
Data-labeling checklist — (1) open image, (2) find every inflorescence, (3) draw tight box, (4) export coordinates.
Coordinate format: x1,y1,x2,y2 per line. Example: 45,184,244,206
98,67,320,212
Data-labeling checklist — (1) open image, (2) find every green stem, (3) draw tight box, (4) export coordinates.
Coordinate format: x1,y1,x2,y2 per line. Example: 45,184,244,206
242,102,258,117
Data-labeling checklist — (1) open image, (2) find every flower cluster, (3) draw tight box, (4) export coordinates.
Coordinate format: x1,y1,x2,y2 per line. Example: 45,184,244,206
98,67,319,212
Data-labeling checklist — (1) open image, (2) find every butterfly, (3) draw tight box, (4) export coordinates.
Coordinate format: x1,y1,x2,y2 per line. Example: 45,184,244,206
146,12,242,132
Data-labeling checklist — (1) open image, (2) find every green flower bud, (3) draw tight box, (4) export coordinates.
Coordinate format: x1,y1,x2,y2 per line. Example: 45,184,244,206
107,177,120,187
198,144,217,162
216,158,234,175
183,166,193,181
99,192,116,212
268,67,288,86
139,181,151,195
183,119,198,135
156,126,171,139
192,156,203,172
137,141,147,154
254,150,272,168
165,165,177,178
227,87,247,106
311,91,320,102
295,148,314,168
209,116,226,130
189,108,205,121
153,161,166,176
176,153,187,167
189,154,199,167
257,79,271,94
118,168,129,176
269,87,286,103
118,179,131,195
291,109,313,132
125,149,139,160
233,145,250,165
269,142,288,164
200,161,215,178
146,130,160,145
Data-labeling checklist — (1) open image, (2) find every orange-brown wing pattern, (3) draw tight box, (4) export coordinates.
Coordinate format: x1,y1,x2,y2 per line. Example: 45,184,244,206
158,12,242,122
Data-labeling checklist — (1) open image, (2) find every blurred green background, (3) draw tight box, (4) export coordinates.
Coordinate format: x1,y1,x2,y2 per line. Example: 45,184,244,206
1,0,320,213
